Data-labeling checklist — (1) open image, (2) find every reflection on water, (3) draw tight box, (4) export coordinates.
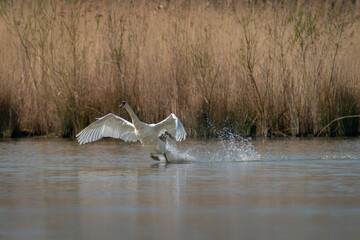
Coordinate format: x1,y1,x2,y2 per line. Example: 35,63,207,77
1,137,360,240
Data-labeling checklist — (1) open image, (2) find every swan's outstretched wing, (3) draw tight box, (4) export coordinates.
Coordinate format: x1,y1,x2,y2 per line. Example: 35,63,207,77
76,113,137,144
152,113,187,141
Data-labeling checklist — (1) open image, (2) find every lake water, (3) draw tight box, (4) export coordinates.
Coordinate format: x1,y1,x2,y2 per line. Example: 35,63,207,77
1,137,360,240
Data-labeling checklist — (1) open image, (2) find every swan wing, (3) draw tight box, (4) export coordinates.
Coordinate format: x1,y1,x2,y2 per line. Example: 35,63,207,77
152,113,187,141
76,113,137,144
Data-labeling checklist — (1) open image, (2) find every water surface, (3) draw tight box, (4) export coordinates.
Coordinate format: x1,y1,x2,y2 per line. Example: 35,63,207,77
1,137,360,240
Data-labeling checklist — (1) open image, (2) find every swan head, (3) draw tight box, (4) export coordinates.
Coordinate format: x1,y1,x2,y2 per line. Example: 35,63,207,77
119,101,127,108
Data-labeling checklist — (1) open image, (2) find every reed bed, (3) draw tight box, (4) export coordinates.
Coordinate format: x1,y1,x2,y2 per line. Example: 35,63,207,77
0,0,359,138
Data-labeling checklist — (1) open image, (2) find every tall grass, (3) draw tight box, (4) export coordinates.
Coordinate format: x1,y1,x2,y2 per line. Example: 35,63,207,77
0,0,359,138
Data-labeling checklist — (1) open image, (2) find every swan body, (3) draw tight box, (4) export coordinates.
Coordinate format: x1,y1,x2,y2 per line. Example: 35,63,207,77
76,101,187,163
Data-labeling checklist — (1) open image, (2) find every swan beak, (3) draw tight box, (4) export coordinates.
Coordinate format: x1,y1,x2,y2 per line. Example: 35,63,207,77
119,103,125,107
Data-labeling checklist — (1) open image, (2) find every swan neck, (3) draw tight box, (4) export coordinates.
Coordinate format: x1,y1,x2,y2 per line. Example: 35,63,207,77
125,105,140,123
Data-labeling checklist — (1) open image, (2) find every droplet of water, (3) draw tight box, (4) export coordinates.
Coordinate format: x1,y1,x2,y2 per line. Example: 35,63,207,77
165,126,261,163
211,130,261,162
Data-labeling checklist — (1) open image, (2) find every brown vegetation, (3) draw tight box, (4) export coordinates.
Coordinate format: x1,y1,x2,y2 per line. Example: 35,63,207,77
0,0,359,138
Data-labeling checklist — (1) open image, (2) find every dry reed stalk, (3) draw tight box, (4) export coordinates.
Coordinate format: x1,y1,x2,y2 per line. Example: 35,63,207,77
0,0,359,138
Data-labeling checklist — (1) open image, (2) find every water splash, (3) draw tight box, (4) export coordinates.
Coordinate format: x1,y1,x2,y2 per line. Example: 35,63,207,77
212,138,261,162
322,153,358,160
165,127,261,163
209,127,261,162
165,142,196,163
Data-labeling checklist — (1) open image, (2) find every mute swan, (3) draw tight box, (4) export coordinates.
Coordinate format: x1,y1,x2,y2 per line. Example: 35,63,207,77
76,101,187,163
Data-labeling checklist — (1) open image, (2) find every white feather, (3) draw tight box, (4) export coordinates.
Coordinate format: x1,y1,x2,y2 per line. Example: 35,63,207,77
76,113,137,144
151,113,187,141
